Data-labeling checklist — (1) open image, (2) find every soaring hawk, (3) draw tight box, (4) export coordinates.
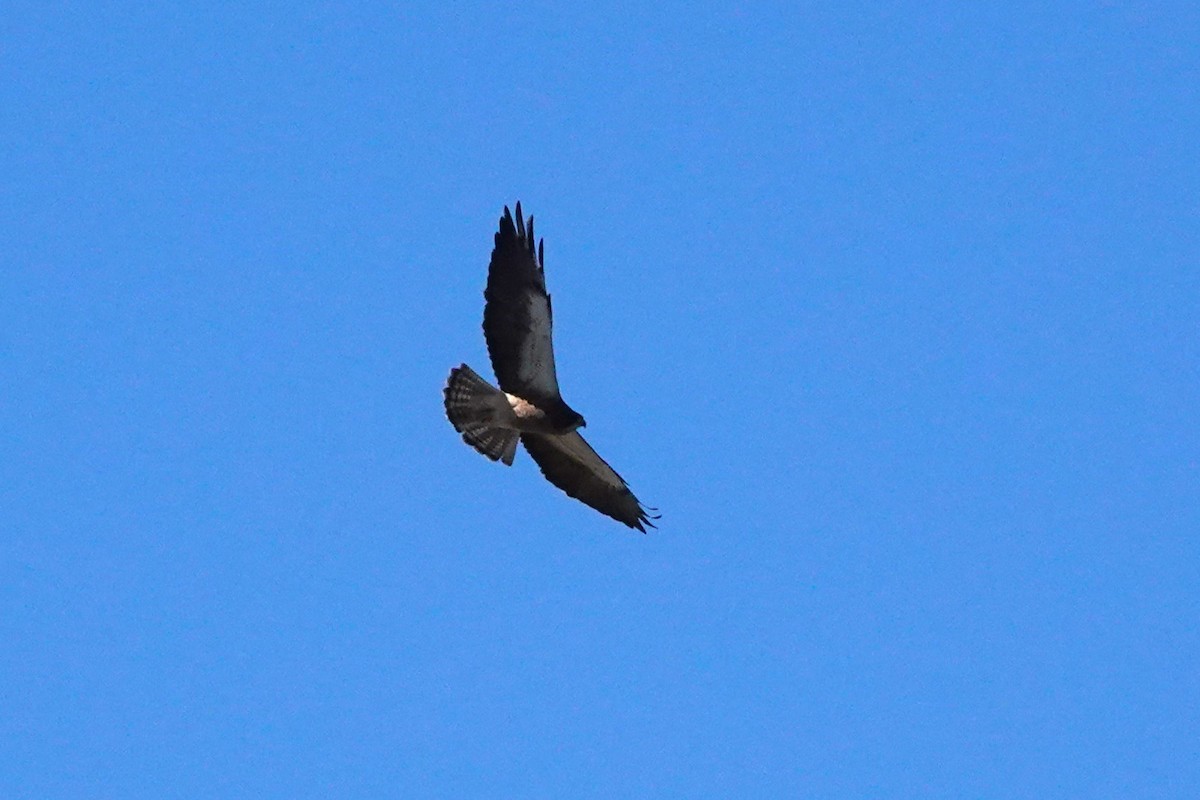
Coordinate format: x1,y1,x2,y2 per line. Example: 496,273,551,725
443,203,657,532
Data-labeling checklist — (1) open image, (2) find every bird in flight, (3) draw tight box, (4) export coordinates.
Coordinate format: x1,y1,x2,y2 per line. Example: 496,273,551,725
443,203,658,532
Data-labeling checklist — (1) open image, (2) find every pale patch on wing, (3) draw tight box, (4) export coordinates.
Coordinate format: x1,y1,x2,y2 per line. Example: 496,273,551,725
515,289,560,398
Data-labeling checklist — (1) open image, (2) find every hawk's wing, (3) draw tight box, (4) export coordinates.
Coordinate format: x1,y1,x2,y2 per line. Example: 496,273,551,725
520,432,658,532
483,203,560,403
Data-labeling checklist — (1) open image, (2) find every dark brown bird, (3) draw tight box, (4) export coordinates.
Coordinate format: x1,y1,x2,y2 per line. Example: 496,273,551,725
443,203,657,532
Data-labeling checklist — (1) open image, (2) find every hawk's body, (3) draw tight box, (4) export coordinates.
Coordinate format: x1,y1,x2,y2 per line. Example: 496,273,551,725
443,203,657,532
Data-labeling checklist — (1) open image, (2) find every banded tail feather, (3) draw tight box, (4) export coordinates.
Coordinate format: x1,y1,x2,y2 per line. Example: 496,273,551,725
443,364,519,465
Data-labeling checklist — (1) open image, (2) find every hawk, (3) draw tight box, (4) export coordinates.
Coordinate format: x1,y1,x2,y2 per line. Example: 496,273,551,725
443,203,658,532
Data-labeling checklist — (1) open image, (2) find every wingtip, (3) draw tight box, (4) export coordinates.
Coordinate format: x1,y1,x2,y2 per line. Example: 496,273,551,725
633,507,660,533
496,201,539,259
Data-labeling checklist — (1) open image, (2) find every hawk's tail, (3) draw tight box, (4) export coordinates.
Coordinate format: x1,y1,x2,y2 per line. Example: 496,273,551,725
443,364,520,466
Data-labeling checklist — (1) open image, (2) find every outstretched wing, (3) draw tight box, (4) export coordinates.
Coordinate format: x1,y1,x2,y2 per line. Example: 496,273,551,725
483,203,560,402
520,432,658,532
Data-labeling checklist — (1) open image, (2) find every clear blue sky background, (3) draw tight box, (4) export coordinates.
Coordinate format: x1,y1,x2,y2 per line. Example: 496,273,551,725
3,2,1197,797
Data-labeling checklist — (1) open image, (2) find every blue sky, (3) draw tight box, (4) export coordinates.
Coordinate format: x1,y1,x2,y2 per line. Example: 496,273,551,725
3,2,1198,797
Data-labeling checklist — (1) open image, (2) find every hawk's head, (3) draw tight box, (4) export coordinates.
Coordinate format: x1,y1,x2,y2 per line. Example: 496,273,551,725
548,403,586,434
